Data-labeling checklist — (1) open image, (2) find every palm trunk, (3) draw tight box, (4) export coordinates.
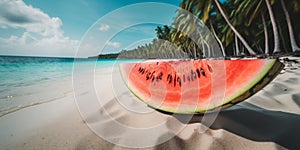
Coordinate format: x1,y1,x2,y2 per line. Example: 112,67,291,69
213,0,256,55
210,21,226,57
261,12,269,54
233,46,236,56
186,40,193,57
201,42,206,58
241,46,245,56
235,34,240,56
203,38,211,57
265,0,281,53
280,0,300,52
192,42,197,58
200,34,211,58
278,22,288,53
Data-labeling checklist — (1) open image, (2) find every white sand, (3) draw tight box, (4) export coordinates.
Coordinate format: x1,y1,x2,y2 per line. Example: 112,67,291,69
0,57,300,149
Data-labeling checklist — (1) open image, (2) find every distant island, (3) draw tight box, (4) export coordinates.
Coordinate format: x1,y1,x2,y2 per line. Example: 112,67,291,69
89,53,119,59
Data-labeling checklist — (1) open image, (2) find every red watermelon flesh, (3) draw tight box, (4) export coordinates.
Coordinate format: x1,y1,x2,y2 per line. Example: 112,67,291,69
119,59,284,114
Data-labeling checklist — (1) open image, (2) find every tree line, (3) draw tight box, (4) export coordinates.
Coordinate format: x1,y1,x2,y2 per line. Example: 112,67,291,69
100,0,300,59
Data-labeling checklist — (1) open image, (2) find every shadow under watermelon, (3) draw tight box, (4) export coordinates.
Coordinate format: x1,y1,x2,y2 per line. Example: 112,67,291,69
162,101,300,149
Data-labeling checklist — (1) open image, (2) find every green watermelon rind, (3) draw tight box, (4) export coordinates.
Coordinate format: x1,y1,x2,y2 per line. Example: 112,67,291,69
173,59,280,113
222,59,275,106
118,64,148,104
119,59,283,114
219,59,284,111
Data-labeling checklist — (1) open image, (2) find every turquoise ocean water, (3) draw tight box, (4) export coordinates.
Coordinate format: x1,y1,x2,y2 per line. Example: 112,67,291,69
0,56,127,115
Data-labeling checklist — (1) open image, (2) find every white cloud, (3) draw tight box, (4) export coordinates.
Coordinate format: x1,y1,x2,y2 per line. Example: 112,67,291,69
99,24,110,31
0,0,80,57
106,41,121,48
0,0,63,37
0,32,79,57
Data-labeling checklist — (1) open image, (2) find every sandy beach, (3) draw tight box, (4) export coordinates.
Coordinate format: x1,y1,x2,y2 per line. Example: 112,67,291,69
0,57,300,149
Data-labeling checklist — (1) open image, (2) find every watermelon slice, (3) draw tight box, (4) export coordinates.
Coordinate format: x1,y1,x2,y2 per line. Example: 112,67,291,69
119,59,284,114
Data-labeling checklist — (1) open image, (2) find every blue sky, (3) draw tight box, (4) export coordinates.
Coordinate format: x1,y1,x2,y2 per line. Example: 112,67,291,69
0,0,183,57
23,0,182,40
0,0,227,57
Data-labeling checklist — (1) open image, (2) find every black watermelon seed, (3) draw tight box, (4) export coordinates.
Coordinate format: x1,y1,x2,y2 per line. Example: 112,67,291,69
152,76,155,82
152,71,156,75
148,73,152,78
196,69,200,78
193,72,196,79
169,75,172,84
201,68,206,76
158,72,163,79
174,74,176,87
187,76,190,81
191,70,196,79
156,62,159,65
148,72,152,80
177,77,181,87
207,65,213,73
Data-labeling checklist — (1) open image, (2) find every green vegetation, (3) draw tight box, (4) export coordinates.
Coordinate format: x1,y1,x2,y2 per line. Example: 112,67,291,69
98,0,300,59
95,53,119,59
170,0,300,57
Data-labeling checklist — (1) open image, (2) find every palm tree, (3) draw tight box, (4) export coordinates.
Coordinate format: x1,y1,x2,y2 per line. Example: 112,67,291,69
175,0,257,56
123,0,300,58
261,12,269,54
209,21,225,56
265,0,281,53
229,0,284,54
233,0,268,55
280,0,300,52
234,35,240,56
213,0,256,55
